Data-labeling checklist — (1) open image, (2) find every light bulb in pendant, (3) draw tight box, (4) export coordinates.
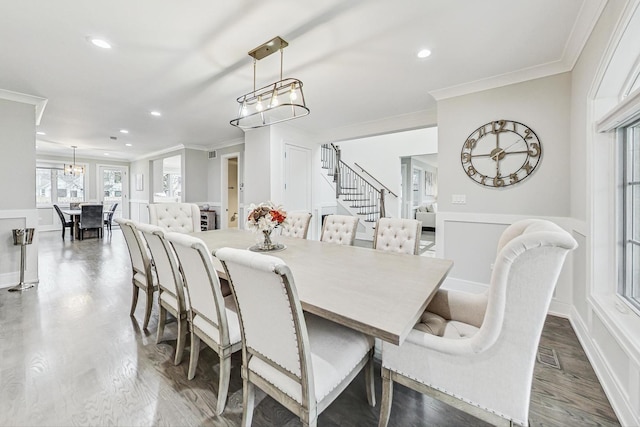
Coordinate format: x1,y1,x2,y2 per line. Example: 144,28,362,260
289,83,298,101
241,101,248,117
256,96,263,112
270,93,279,108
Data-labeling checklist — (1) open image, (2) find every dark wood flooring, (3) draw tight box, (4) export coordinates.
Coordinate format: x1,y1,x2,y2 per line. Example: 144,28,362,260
0,229,619,426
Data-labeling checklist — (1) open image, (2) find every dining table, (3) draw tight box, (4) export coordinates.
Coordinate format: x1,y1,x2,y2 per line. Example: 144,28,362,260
191,229,453,346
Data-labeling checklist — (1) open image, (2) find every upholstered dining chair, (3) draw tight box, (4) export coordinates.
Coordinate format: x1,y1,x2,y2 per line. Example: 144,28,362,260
166,232,241,415
103,202,119,234
53,204,73,240
137,223,188,365
215,247,375,427
320,214,359,246
373,217,422,255
280,212,312,239
149,203,201,233
79,204,104,239
115,218,157,330
378,219,578,427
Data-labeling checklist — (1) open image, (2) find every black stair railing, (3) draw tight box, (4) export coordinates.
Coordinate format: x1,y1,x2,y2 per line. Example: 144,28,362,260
321,143,390,223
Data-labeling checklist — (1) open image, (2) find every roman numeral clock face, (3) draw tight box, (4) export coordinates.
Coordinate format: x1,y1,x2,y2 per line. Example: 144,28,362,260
460,120,542,187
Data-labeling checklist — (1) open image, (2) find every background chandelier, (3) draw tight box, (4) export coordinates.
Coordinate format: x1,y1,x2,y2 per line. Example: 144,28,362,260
230,36,309,129
64,146,85,176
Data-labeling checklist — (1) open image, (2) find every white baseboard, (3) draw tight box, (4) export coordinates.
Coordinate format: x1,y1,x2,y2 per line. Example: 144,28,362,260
569,307,639,426
440,277,488,294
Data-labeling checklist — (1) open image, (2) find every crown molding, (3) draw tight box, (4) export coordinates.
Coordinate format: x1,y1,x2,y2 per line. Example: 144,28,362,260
430,0,607,101
319,109,438,143
0,88,48,125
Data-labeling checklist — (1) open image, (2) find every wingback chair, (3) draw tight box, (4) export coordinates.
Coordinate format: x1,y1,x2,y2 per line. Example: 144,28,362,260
320,214,359,246
215,247,375,427
280,212,312,239
373,217,422,255
378,219,578,427
149,203,201,233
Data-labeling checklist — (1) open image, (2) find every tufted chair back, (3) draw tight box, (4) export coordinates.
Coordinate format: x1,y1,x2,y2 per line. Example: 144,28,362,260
280,212,312,239
148,203,200,233
320,214,359,246
373,218,422,255
378,219,579,427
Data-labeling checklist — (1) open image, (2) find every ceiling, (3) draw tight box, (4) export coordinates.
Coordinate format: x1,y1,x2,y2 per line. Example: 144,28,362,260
0,0,603,161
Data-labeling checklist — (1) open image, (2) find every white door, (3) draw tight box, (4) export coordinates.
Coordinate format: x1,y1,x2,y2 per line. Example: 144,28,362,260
98,165,129,220
284,144,312,212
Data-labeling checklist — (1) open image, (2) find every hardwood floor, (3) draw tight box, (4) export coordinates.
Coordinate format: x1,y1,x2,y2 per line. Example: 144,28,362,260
0,229,619,426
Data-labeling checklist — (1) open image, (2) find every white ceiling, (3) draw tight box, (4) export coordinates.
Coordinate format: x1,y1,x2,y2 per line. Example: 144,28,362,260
0,0,604,161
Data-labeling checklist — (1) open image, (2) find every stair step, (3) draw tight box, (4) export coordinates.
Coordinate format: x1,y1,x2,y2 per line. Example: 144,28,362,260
359,212,380,217
353,204,375,208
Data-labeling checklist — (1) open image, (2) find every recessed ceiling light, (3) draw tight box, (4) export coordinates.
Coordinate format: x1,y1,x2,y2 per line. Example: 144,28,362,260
417,49,432,59
119,129,129,134
125,143,132,147
104,153,110,156
90,38,112,49
150,111,162,117
36,131,46,135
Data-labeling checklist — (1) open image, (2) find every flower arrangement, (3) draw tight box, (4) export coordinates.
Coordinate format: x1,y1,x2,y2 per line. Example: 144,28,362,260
246,201,287,233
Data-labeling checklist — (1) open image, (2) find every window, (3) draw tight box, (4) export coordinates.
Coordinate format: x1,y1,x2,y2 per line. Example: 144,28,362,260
620,121,640,312
36,167,85,206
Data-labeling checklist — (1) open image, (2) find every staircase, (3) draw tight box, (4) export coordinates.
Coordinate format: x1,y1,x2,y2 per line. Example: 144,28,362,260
321,143,394,236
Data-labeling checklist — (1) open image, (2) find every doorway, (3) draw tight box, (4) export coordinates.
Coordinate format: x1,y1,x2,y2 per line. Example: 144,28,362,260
222,154,240,229
97,165,129,220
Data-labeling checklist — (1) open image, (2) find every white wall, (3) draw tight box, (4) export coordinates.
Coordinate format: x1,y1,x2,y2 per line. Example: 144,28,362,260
183,148,208,203
0,98,38,288
569,1,640,425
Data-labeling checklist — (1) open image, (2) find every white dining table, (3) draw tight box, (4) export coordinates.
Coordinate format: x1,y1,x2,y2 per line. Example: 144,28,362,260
191,229,453,346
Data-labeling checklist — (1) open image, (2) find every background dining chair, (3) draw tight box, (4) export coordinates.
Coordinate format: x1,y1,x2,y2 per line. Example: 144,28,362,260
280,212,312,239
215,247,375,427
137,223,188,365
149,203,201,233
320,214,359,246
166,232,241,414
53,204,73,240
115,218,157,329
103,202,119,234
79,204,104,239
378,219,578,427
373,217,422,255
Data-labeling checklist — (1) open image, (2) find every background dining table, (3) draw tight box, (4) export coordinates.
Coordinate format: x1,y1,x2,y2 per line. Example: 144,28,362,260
192,228,453,346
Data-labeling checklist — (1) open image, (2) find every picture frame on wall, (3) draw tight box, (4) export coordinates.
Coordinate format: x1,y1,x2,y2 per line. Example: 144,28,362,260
135,174,144,191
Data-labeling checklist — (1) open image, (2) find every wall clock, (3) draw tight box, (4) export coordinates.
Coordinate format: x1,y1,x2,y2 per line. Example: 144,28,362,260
460,119,542,187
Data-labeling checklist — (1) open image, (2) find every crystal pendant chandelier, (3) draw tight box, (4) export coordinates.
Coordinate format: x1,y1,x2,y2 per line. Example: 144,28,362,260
64,145,85,176
230,36,310,130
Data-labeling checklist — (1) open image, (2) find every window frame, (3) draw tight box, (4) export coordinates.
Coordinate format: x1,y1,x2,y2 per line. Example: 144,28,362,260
619,120,640,314
36,165,86,207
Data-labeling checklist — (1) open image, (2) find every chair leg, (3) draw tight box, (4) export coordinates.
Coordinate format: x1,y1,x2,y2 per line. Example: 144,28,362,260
142,289,153,329
156,305,167,344
215,354,232,414
130,285,139,317
365,352,376,407
241,379,255,427
61,227,65,240
188,332,201,380
378,367,394,427
174,316,187,365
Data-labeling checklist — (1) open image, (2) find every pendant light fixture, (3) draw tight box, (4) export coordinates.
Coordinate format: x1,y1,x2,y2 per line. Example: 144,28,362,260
230,36,310,130
64,146,85,176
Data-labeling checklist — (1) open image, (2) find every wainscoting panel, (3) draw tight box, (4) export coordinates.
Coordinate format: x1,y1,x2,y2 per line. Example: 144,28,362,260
0,209,39,289
129,200,149,223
